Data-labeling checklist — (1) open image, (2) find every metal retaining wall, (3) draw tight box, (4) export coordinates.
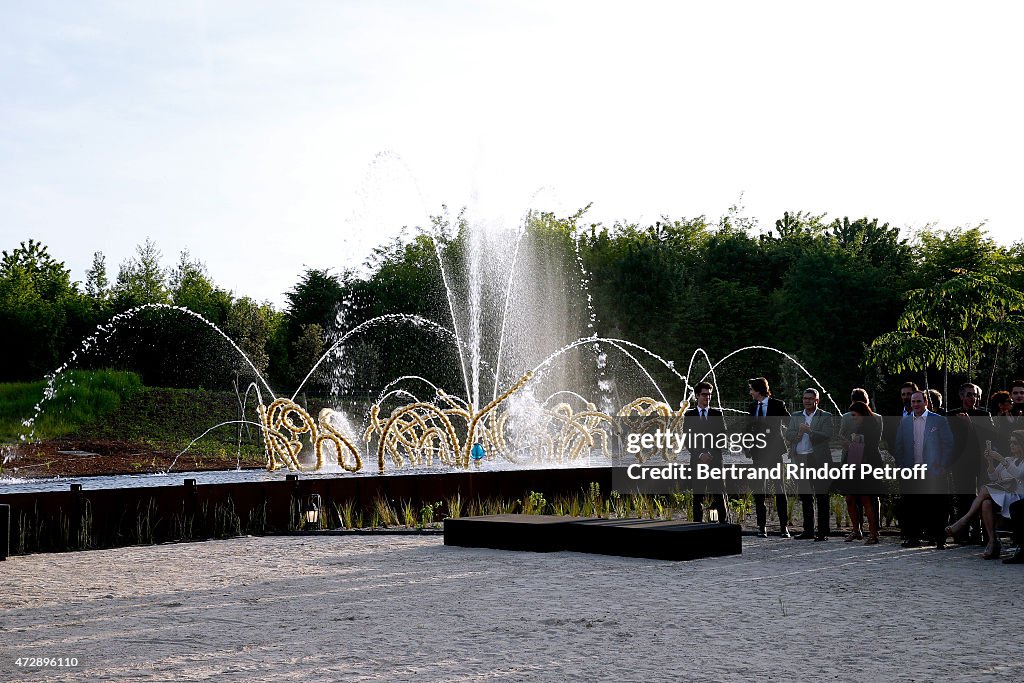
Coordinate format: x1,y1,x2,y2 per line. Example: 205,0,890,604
0,468,613,555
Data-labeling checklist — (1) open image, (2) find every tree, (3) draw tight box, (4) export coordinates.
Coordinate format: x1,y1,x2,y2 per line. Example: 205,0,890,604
915,226,1005,283
224,297,278,378
291,323,326,392
1,239,75,299
864,269,1024,401
284,268,345,333
169,250,231,324
0,240,89,380
84,251,109,304
111,238,169,310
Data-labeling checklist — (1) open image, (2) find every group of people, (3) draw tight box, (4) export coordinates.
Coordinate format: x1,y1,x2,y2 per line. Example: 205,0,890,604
683,377,1024,564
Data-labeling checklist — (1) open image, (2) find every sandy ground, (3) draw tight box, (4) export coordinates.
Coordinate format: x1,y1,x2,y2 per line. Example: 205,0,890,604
1,533,1021,682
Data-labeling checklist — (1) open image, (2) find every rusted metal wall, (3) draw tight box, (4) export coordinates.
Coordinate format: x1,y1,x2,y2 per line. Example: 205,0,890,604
0,468,613,555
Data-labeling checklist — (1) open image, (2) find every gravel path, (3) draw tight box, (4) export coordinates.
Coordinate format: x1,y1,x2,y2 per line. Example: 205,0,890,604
1,533,1021,682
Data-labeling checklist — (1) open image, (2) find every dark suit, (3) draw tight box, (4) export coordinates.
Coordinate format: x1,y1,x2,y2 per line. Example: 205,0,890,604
785,408,835,538
944,405,992,542
684,407,728,522
747,396,790,529
893,411,954,545
882,405,911,454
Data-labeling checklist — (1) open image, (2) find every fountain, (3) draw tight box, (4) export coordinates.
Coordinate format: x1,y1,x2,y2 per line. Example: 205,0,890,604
0,212,854,561
3,211,843,489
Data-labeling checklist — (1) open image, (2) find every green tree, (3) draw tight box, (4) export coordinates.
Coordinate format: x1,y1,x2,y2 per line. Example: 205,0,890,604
291,323,326,393
915,226,1005,284
112,238,169,310
84,251,110,314
170,251,232,324
272,268,346,388
864,269,1024,400
0,240,90,380
224,297,278,378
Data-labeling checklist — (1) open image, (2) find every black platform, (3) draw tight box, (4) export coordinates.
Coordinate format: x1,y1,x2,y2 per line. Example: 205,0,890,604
443,514,741,561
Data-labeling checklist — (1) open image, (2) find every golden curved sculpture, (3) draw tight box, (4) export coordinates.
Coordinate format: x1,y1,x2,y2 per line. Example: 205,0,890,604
258,398,362,472
258,380,689,473
616,397,688,463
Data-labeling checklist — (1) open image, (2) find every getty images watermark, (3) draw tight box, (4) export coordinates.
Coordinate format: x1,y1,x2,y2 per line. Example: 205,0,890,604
612,425,934,494
624,461,929,483
624,428,767,456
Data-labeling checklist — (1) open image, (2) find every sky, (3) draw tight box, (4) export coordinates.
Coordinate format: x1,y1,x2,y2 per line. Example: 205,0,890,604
2,1,1022,306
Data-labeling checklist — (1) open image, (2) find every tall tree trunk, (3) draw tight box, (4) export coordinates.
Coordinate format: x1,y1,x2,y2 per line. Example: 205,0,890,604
986,311,1006,405
987,343,1001,405
942,330,948,406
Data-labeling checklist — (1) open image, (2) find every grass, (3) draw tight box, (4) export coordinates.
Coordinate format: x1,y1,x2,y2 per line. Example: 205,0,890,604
372,496,399,528
445,493,462,519
0,369,143,441
1,369,266,470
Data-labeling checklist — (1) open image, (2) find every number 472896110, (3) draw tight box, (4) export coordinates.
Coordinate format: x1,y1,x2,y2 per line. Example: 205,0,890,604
15,657,80,667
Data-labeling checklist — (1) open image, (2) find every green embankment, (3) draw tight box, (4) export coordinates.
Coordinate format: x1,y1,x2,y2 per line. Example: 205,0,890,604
0,369,143,441
0,370,263,460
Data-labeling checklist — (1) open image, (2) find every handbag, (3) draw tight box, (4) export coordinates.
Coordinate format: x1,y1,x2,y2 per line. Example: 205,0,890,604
847,440,865,466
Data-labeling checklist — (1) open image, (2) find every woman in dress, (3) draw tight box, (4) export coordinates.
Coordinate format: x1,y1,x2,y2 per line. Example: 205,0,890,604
841,401,883,545
945,429,1024,559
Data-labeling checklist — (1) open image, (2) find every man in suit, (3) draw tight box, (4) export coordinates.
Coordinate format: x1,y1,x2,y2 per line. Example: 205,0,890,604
883,382,918,449
684,381,728,523
893,390,954,548
785,388,835,540
1010,379,1024,417
883,382,919,538
944,382,991,544
746,376,790,538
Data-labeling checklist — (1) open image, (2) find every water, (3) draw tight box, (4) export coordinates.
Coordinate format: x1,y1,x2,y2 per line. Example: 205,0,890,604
19,303,276,442
8,208,845,482
698,345,842,414
0,458,608,495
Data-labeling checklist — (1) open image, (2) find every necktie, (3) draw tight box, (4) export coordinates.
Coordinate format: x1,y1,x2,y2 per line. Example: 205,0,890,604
700,409,706,420
757,402,763,417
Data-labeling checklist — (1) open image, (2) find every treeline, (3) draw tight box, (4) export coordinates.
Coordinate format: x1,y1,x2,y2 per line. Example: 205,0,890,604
2,209,1022,413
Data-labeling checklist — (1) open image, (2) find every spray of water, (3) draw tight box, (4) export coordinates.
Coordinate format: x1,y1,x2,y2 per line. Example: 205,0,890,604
20,303,275,442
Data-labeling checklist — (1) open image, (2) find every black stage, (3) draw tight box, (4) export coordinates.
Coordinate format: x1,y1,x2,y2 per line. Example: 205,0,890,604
443,514,741,561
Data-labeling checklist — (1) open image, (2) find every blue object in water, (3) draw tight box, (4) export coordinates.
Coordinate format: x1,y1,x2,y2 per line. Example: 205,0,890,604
470,442,486,460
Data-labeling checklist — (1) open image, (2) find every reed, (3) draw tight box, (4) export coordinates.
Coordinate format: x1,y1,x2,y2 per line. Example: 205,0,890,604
372,496,399,528
335,499,357,529
402,500,418,528
445,493,462,519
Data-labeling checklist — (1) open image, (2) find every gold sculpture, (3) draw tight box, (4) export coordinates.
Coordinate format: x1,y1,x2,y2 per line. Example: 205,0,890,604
257,374,687,473
258,398,362,472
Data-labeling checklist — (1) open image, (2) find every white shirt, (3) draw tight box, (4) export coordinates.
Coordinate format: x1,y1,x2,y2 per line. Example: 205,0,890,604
912,413,927,464
797,409,816,454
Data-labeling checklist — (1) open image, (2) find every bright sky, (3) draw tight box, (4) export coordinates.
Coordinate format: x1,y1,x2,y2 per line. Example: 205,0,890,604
2,1,1021,306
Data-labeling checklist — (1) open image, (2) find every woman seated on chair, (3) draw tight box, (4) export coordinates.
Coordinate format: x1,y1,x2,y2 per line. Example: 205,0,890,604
946,429,1024,559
